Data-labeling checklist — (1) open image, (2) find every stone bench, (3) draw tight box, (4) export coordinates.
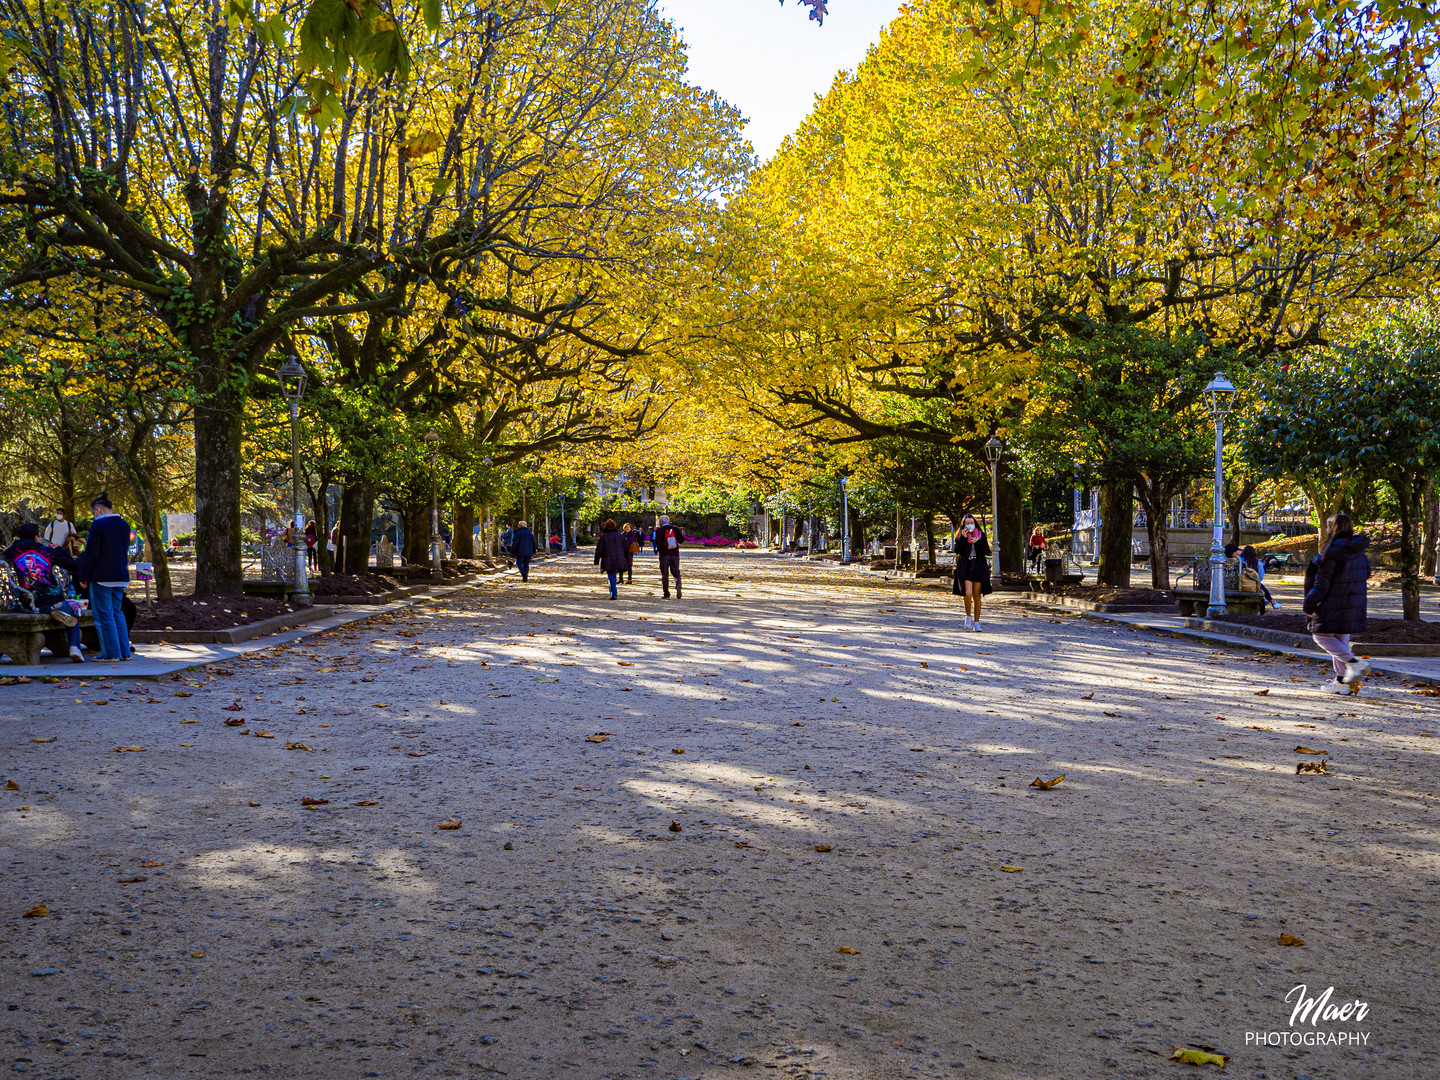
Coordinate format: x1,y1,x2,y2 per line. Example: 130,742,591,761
1173,589,1264,617
0,612,95,665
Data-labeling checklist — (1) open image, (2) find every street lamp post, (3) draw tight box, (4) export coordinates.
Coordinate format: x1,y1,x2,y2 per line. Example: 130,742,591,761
1203,372,1238,618
839,476,851,563
277,356,310,605
984,436,1004,579
424,428,442,574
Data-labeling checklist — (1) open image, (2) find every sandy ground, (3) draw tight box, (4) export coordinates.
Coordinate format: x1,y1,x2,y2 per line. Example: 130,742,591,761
1,550,1436,1080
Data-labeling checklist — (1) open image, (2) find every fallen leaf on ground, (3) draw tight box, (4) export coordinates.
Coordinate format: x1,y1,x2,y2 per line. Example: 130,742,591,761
22,904,48,918
836,946,860,955
437,819,462,830
300,797,329,806
585,733,611,743
117,876,146,884
1254,689,1270,696
1081,692,1094,700
224,718,245,726
671,748,685,754
407,750,428,757
248,801,261,807
373,703,390,708
814,845,832,852
253,730,274,739
112,746,145,753
3,780,18,790
1030,775,1065,790
1296,761,1328,775
1279,933,1305,946
173,691,192,698
190,950,204,958
734,841,750,848
669,821,682,832
1001,865,1023,873
1294,746,1328,755
1169,1047,1227,1067
284,741,313,751
355,800,379,806
30,737,56,743
141,860,164,868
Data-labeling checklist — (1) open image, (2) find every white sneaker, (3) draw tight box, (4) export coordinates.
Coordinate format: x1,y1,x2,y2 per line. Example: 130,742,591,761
972,621,983,632
1321,678,1349,694
69,646,85,664
964,615,973,631
1270,601,1284,610
1342,658,1371,684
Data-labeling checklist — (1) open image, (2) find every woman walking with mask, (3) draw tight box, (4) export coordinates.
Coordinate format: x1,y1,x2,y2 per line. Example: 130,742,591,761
951,513,992,631
1303,512,1371,693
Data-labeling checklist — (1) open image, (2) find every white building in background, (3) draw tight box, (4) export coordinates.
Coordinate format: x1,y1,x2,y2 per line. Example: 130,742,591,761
162,512,195,541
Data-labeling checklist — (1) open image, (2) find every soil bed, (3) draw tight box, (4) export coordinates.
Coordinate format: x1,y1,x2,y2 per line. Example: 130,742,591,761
310,572,404,598
1033,584,1172,606
1211,612,1440,645
132,596,296,632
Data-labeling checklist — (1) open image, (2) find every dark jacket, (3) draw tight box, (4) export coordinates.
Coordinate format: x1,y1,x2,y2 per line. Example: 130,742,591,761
654,523,686,559
3,539,80,604
76,514,131,585
1303,534,1370,635
622,528,642,554
594,527,631,573
511,527,536,559
952,529,992,590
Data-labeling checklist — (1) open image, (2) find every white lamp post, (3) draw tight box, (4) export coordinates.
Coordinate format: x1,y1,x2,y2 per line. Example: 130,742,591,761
984,436,1004,578
277,356,310,604
1203,372,1238,617
424,428,442,574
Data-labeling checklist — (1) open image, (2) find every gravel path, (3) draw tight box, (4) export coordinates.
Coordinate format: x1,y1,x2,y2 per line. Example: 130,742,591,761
2,551,1435,1079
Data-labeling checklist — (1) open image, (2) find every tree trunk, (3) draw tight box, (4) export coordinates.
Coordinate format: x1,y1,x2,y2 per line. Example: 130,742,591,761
403,497,429,568
454,504,475,559
924,514,936,566
306,472,334,576
1397,476,1423,621
1422,477,1438,581
995,468,1024,579
1097,480,1133,587
336,479,374,576
1227,477,1257,548
192,381,246,595
1145,516,1170,589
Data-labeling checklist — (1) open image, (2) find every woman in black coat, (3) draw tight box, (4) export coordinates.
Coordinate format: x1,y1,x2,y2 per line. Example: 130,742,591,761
593,519,631,600
951,513,992,632
1303,512,1371,692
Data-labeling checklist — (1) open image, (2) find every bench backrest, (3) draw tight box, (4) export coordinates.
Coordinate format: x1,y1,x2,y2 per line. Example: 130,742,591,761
0,560,37,612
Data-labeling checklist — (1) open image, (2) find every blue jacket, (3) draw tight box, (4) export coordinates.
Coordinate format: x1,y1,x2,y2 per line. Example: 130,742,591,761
1303,534,1370,635
511,527,536,559
77,514,131,585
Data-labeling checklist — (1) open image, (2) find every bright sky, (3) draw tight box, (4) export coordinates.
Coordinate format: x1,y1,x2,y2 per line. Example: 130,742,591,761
658,0,905,159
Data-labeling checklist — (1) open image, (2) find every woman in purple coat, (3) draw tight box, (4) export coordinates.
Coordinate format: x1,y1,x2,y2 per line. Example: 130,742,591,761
593,519,631,600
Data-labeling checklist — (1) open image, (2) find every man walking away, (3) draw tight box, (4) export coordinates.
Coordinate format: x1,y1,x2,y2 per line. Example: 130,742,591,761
594,519,630,599
511,519,536,582
655,515,686,599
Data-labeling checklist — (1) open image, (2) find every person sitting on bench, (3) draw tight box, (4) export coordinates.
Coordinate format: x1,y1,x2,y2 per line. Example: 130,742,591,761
2,523,85,662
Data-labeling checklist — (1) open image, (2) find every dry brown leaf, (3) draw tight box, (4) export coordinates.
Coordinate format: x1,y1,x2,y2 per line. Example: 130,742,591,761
373,703,390,709
1294,745,1328,755
1081,692,1094,700
1296,760,1328,775
1030,775,1065,790
248,801,261,807
141,860,164,868
355,800,379,806
4,780,19,790
1254,688,1270,695
300,797,329,806
30,736,56,744
1001,865,1023,873
173,691,192,697
22,904,48,918
919,661,928,668
224,718,245,727
814,844,832,852
617,661,634,666
437,819,462,830
585,733,611,743
190,950,204,958
671,748,685,754
668,821,682,832
836,946,860,955
112,745,145,753
253,730,274,739
284,741,313,751
1279,933,1305,947
734,841,750,848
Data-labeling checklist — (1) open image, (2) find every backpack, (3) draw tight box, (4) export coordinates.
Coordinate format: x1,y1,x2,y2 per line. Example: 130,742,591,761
12,547,61,604
658,525,679,551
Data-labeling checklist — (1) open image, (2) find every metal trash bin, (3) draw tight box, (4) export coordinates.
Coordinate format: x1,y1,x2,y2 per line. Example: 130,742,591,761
1044,557,1064,584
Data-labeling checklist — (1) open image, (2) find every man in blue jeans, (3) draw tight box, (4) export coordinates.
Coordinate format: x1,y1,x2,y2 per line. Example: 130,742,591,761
510,519,536,582
76,493,133,662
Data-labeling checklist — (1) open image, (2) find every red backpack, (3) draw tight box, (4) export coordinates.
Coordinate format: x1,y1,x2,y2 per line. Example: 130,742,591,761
657,525,680,551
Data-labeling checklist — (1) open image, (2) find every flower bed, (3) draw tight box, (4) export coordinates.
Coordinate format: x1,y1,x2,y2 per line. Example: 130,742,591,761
690,536,757,548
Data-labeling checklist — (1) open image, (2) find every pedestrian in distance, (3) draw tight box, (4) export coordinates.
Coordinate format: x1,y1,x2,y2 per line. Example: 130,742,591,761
951,513,992,632
594,519,630,599
1027,526,1046,575
622,522,642,583
1304,512,1371,693
76,492,132,662
511,519,537,582
1241,544,1282,611
304,519,319,570
654,515,686,598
